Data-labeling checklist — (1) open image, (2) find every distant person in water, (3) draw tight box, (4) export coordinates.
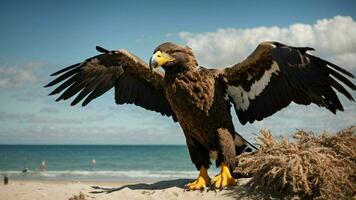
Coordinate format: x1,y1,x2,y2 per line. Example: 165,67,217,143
22,168,29,173
92,159,96,169
41,161,45,172
4,176,8,185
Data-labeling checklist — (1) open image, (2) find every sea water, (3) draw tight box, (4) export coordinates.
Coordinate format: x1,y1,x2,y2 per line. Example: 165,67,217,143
0,145,219,182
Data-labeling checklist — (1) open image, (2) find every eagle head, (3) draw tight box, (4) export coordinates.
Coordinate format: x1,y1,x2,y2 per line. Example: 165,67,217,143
150,42,198,73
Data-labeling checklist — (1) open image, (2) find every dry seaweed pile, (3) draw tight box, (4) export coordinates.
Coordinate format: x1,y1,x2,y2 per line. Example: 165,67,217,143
68,192,87,200
236,127,356,200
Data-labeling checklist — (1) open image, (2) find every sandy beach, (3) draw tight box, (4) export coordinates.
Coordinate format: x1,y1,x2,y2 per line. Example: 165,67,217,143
0,178,261,200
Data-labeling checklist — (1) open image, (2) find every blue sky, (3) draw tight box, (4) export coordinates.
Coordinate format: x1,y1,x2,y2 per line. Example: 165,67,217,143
0,0,355,144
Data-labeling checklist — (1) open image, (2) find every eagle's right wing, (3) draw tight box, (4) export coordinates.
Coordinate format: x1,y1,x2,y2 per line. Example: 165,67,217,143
45,46,177,122
222,41,355,125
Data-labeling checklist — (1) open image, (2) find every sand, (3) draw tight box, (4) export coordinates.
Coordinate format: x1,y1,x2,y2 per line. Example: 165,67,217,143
0,178,262,200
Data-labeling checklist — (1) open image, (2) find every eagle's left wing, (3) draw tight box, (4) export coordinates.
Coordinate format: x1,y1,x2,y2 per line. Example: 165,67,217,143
45,46,177,121
223,41,355,125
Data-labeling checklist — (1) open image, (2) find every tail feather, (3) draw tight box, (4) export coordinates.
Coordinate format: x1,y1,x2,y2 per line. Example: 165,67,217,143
234,132,255,178
234,132,257,155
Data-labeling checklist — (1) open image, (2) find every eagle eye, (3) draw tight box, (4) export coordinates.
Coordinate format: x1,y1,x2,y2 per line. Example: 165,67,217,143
167,50,176,55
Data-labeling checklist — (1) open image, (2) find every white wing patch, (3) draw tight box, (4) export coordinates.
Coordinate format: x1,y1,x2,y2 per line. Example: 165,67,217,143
227,61,280,111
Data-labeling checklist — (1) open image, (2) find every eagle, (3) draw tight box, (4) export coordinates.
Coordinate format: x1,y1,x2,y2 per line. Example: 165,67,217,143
45,41,355,190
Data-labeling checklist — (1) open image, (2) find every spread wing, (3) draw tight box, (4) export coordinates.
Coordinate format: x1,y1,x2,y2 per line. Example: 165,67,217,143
223,41,356,125
45,46,177,121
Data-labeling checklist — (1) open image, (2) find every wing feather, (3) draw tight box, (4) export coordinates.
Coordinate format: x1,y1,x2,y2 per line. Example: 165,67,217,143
46,67,82,87
50,63,81,76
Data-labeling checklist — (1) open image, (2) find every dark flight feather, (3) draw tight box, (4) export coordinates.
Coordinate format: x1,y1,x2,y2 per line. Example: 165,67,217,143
96,46,110,54
50,63,80,76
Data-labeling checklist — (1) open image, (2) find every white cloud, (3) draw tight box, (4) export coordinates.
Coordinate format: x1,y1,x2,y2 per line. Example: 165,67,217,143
0,62,42,89
0,110,113,124
179,16,356,73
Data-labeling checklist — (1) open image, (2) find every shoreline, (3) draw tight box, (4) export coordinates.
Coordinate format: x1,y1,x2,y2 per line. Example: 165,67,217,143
0,168,220,183
2,178,134,185
1,178,255,200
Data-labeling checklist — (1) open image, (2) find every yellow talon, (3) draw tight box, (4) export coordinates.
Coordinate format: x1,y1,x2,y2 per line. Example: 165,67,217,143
185,166,210,191
211,163,237,189
185,180,197,187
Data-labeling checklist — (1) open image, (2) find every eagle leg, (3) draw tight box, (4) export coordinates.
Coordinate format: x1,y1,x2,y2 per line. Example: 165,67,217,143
184,166,210,191
211,162,238,189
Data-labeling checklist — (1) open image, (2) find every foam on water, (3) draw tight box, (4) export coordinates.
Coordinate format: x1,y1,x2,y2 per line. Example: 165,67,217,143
0,170,202,182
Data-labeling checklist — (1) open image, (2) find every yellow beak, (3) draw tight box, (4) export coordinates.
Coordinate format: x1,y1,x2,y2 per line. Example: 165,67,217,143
149,51,175,72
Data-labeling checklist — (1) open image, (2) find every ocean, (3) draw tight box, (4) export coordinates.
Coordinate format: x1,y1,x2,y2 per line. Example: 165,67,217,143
0,145,220,182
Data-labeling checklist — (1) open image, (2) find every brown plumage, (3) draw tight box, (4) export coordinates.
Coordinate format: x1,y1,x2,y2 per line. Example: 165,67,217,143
45,41,355,190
